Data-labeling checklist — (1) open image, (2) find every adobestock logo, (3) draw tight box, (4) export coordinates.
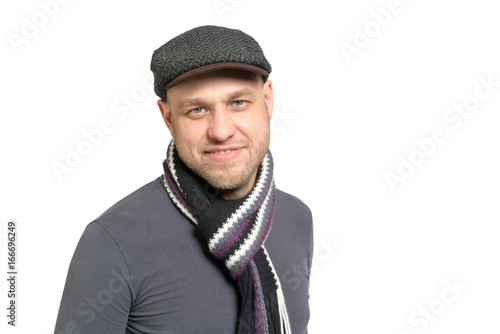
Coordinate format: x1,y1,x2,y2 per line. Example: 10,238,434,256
340,0,417,64
397,278,466,334
51,73,154,182
282,234,340,291
7,0,72,54
384,73,499,192
212,0,245,20
270,105,296,138
56,267,130,334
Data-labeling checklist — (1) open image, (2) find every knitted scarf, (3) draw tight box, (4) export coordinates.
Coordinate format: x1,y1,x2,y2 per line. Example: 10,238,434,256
161,140,291,334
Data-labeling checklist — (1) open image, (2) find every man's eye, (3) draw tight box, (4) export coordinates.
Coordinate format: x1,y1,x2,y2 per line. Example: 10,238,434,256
190,107,207,114
232,100,245,107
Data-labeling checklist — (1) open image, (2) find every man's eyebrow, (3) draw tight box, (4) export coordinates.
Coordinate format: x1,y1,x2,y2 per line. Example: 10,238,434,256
176,88,257,109
177,98,204,109
225,88,256,101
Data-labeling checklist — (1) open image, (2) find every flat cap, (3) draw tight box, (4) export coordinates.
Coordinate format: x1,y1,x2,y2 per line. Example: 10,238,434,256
150,25,272,101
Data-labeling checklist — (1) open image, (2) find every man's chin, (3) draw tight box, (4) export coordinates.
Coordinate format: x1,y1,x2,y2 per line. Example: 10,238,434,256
204,171,251,191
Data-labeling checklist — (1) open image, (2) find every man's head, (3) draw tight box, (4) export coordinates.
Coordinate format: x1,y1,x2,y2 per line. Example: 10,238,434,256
151,26,274,199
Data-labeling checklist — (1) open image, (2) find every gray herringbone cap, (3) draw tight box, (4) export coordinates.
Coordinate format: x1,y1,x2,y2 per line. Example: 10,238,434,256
150,25,272,101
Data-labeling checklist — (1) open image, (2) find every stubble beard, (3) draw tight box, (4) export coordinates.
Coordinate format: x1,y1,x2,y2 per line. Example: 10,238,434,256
174,127,270,192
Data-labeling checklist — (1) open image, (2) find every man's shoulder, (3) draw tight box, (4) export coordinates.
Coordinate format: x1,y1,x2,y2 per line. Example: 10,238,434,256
276,188,312,219
100,176,167,213
274,188,313,238
87,176,194,254
94,176,179,230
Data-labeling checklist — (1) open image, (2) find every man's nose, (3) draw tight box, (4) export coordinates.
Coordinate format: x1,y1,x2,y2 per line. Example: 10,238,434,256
207,108,236,142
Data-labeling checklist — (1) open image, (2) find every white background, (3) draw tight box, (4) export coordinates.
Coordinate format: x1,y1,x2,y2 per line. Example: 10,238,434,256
1,0,500,333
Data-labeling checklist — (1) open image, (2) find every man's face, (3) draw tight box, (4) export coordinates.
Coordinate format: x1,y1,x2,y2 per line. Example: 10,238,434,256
158,69,274,199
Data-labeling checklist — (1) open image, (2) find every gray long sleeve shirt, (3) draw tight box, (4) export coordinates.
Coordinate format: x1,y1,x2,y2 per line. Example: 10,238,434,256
55,177,313,334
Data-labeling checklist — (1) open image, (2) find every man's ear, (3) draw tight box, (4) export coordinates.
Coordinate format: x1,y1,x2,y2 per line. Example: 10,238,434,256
263,79,274,119
157,99,174,136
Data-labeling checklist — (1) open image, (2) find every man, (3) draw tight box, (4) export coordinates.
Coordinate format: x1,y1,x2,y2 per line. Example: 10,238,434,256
55,25,313,334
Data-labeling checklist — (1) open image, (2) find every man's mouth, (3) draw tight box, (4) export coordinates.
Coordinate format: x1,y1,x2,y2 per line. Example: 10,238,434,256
212,149,236,155
205,147,244,161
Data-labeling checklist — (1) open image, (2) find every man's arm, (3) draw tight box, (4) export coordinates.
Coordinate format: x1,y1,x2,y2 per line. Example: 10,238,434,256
55,221,133,334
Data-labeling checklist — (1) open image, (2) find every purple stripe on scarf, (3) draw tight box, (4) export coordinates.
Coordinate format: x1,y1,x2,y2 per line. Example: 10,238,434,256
250,260,268,334
214,204,261,258
231,189,276,279
231,218,274,279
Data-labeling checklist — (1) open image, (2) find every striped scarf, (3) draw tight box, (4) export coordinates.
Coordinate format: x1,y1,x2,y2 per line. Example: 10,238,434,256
161,140,291,334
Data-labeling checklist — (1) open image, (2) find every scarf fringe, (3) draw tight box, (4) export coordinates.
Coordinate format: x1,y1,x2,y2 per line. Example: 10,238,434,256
263,247,291,334
277,284,291,334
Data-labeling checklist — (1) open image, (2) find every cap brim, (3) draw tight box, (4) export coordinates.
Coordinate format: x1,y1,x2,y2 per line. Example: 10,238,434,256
164,62,269,89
